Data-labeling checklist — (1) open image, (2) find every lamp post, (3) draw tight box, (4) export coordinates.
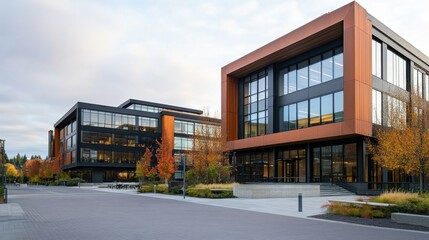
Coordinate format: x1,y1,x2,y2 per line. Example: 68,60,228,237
182,154,186,199
232,152,236,182
0,139,6,203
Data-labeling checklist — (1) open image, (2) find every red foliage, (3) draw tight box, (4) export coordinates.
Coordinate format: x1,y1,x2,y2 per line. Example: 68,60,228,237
39,161,52,179
50,155,61,175
155,138,177,182
24,158,42,178
136,147,153,180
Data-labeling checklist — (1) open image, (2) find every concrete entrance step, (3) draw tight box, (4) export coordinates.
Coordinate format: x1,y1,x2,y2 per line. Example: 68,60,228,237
320,184,355,197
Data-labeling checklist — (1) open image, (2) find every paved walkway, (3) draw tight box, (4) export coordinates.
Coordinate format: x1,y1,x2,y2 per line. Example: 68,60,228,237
92,187,358,218
1,186,355,222
1,186,428,240
0,203,25,222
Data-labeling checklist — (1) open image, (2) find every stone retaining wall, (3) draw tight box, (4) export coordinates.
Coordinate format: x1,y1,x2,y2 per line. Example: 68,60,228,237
233,184,320,198
391,213,429,228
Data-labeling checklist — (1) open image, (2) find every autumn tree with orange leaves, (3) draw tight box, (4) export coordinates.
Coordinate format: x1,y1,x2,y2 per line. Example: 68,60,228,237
369,91,429,193
187,121,230,184
155,138,177,184
24,158,43,179
136,147,153,184
39,160,53,180
50,155,62,177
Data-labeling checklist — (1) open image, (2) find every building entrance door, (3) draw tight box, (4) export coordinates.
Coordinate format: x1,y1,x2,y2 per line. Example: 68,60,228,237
276,160,298,182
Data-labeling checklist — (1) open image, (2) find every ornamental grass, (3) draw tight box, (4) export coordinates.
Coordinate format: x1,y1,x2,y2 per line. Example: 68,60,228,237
371,191,419,205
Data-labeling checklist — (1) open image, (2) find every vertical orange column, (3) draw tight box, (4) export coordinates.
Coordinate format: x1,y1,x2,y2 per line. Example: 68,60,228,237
54,128,60,160
161,115,175,151
343,2,373,136
54,127,63,169
221,72,238,142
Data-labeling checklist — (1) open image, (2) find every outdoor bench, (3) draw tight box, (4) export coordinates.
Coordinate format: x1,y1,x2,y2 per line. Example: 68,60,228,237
328,200,394,207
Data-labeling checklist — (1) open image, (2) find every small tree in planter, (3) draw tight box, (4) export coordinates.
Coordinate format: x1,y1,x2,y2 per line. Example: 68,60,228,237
155,138,177,188
136,147,153,185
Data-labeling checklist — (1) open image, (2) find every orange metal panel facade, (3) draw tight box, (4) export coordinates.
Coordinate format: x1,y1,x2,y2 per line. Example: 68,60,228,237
161,115,175,149
222,2,372,151
54,127,60,161
221,74,238,142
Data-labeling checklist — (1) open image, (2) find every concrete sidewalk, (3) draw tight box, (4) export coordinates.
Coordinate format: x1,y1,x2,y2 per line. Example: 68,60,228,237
0,203,25,222
92,187,360,218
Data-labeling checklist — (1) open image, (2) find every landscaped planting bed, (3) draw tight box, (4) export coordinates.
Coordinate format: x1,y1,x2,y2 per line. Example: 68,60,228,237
323,191,429,219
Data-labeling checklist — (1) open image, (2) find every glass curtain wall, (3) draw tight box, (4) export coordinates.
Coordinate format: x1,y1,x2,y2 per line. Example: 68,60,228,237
312,143,357,183
61,120,77,166
321,146,332,182
82,109,158,132
103,170,136,182
243,69,268,138
372,89,382,125
413,68,427,98
81,131,138,147
235,151,273,182
372,39,382,78
127,104,163,113
386,95,406,127
364,142,383,189
279,91,343,132
386,49,407,90
279,46,343,96
81,148,136,164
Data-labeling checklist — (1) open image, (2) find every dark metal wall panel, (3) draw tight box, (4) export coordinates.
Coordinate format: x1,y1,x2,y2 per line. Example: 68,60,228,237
277,78,343,107
372,27,429,71
267,64,275,134
238,77,244,138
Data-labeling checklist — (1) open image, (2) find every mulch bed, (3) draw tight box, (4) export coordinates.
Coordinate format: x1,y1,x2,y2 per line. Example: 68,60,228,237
310,214,429,232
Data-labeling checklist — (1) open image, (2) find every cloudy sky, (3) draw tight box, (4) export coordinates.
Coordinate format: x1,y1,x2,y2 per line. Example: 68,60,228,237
0,0,428,158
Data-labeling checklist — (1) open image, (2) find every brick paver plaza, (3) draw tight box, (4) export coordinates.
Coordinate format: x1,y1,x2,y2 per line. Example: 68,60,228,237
1,186,428,240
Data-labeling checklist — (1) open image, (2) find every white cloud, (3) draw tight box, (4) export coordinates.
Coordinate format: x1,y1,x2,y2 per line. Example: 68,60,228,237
0,0,428,157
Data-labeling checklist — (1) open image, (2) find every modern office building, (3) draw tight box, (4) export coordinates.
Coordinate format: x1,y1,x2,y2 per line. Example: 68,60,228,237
222,2,429,193
51,99,220,183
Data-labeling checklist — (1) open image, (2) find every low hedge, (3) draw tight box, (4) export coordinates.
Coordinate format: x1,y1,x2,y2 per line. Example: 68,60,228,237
56,178,85,186
139,184,168,193
187,188,234,198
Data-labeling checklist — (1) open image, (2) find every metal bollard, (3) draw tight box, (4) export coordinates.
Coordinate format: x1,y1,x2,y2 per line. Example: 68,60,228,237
298,192,302,212
154,185,157,193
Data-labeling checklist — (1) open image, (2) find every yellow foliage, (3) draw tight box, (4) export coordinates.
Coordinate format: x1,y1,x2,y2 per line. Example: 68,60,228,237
5,163,18,178
369,92,429,177
371,191,419,204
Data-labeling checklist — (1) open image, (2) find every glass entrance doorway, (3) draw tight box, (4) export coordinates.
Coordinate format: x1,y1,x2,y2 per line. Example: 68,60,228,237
276,149,306,182
277,160,298,182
